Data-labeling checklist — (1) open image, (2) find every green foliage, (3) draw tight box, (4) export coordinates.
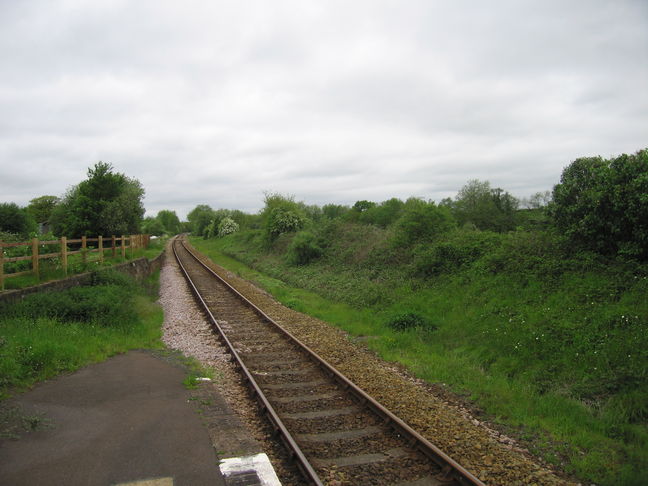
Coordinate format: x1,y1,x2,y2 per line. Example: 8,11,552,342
452,179,519,231
0,271,162,396
413,229,502,277
50,161,144,237
1,270,138,327
0,203,37,236
192,227,648,485
217,217,239,237
393,198,455,246
286,231,323,265
141,216,165,236
187,204,216,236
261,193,306,242
156,209,181,235
550,148,648,260
322,203,349,220
386,312,436,332
26,196,60,224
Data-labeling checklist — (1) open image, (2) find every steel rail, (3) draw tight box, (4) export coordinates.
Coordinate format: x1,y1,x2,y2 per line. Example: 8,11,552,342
176,237,485,486
172,238,324,485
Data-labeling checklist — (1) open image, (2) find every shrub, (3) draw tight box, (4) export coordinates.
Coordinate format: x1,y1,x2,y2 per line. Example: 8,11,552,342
286,231,323,265
386,312,436,332
550,148,648,260
413,230,501,277
393,198,456,246
218,217,239,236
1,271,139,327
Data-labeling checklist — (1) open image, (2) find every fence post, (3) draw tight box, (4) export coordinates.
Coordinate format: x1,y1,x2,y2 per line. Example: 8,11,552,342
61,236,68,276
32,237,40,281
0,240,4,291
99,236,104,263
121,235,126,259
111,235,116,258
129,235,134,259
81,236,87,265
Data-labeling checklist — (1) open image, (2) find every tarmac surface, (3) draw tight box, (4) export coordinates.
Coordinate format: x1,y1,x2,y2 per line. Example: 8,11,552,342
0,350,250,486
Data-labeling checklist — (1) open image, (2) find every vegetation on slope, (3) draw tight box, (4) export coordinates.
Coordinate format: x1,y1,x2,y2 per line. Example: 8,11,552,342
189,149,647,485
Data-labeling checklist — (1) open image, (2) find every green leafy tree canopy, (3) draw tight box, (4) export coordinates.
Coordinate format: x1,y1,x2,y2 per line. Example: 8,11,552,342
550,148,648,260
50,162,144,237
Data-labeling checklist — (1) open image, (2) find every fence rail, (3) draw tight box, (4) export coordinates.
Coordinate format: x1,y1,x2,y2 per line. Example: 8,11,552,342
0,234,150,291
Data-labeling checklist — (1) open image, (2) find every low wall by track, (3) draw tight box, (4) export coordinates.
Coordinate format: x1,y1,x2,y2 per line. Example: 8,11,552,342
0,251,165,306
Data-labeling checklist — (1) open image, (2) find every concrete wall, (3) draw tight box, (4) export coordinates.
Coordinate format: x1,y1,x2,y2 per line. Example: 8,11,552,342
0,251,165,306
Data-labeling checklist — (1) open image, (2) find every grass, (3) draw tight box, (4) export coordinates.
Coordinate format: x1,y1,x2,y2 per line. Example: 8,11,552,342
0,270,163,399
190,231,648,486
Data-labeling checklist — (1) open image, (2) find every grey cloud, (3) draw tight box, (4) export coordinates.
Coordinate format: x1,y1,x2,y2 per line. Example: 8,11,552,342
1,1,646,220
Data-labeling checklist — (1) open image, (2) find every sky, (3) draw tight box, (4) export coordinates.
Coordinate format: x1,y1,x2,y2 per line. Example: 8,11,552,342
1,0,646,219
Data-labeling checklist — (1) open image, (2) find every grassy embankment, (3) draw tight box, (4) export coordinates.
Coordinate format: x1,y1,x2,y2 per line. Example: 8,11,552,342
0,270,163,400
2,236,167,290
190,225,647,486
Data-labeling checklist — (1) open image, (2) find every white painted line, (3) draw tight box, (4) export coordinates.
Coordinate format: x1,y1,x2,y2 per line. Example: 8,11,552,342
219,453,282,486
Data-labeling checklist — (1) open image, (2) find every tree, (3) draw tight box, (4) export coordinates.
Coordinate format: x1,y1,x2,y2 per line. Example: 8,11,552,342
26,196,60,223
260,193,306,242
0,203,37,236
550,149,648,259
141,216,165,236
522,191,551,209
453,179,518,231
393,198,455,246
187,204,215,236
156,210,181,235
50,162,144,237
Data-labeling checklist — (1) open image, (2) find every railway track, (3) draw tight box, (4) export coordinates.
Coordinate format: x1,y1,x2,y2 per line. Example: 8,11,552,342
173,236,485,486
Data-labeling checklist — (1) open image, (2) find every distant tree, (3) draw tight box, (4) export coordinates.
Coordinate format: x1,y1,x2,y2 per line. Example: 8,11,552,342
322,204,349,219
393,198,455,246
50,162,144,237
156,210,181,235
0,202,37,236
26,196,60,223
550,148,648,260
187,204,215,236
352,200,376,213
522,191,552,209
453,180,518,231
261,193,306,242
141,216,165,236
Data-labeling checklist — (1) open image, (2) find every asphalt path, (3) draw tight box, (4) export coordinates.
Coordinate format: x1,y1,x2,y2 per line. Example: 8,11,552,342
0,350,226,486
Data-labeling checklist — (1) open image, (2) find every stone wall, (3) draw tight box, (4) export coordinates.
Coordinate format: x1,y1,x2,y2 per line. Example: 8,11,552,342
0,251,165,306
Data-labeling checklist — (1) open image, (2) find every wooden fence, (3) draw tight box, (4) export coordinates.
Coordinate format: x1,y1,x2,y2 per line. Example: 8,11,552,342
0,234,150,291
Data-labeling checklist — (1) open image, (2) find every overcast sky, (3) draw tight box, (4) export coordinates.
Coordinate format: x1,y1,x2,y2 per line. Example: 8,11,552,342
1,0,646,219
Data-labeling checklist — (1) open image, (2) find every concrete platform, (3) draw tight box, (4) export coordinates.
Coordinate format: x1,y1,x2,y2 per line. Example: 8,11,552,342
0,350,278,486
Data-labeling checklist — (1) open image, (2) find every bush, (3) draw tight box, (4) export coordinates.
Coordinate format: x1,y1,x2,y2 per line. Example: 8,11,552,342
286,231,323,265
218,217,239,237
1,271,139,326
393,198,455,246
386,312,436,332
550,148,648,260
413,230,502,277
260,193,307,242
